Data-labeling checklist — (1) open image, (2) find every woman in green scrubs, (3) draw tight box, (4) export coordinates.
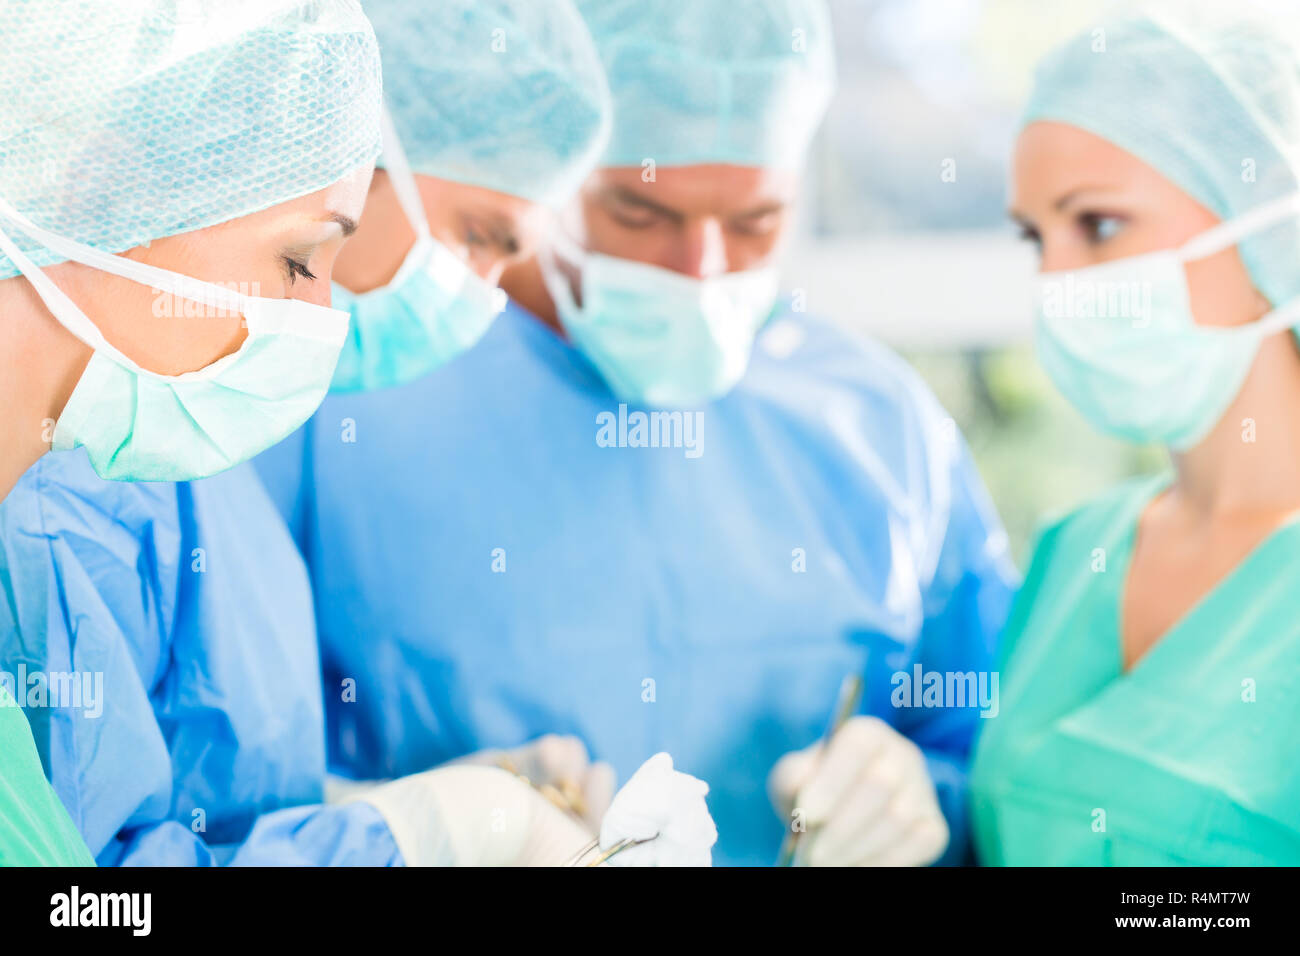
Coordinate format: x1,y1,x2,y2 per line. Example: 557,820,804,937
1,686,94,866
971,0,1300,865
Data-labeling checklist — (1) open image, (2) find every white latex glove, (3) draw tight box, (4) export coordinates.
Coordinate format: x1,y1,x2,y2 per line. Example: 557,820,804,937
599,753,716,867
457,734,615,832
768,717,949,867
355,764,593,866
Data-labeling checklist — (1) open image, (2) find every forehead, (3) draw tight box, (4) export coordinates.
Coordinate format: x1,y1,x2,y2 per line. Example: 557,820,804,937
321,164,375,223
1012,123,1154,199
588,163,799,215
419,175,541,222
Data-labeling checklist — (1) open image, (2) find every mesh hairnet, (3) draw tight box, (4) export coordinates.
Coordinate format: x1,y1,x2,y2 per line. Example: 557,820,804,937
0,0,382,279
366,0,610,205
575,0,836,170
1023,0,1300,313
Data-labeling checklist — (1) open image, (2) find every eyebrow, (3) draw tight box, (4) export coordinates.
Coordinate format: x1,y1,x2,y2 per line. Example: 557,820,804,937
603,187,787,223
1053,184,1117,212
1008,183,1122,224
329,212,359,237
732,200,787,220
474,209,520,251
603,186,683,222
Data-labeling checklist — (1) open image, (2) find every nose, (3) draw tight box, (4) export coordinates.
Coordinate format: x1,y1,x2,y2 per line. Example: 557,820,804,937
671,218,729,279
1038,239,1079,274
476,258,507,286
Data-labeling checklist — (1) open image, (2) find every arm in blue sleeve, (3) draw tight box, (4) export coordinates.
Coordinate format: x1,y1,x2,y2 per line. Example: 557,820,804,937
227,803,403,867
896,437,1018,866
0,458,403,867
101,804,403,867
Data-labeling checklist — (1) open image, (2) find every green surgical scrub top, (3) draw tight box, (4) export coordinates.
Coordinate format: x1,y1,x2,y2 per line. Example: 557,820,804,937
0,686,95,866
970,473,1300,865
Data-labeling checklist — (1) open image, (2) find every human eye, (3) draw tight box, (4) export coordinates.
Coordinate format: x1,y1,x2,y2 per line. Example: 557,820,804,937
281,254,317,284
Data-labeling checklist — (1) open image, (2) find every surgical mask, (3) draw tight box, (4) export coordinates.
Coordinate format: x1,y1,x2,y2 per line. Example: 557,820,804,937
1034,192,1300,450
329,109,503,393
0,197,349,483
542,237,780,408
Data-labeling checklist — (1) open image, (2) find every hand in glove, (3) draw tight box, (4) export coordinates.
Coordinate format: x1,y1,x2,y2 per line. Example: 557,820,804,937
769,717,949,866
459,733,615,832
357,764,593,866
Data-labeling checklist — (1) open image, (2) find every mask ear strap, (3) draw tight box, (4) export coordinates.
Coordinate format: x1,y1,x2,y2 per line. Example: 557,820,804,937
0,199,255,373
0,215,129,364
0,195,248,313
538,234,584,317
1179,192,1300,262
380,107,432,245
1252,293,1300,337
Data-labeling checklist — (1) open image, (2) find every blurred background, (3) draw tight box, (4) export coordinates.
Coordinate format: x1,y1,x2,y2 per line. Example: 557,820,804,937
786,0,1164,560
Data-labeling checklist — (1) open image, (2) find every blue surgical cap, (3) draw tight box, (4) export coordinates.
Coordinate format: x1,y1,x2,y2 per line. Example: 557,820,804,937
366,0,611,206
0,0,382,280
1023,0,1300,312
575,0,836,170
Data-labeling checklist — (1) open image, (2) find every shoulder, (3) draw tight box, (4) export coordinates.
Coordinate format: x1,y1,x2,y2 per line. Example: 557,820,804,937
0,449,183,592
741,311,964,493
3,449,179,533
740,313,991,580
749,312,947,411
1025,472,1167,568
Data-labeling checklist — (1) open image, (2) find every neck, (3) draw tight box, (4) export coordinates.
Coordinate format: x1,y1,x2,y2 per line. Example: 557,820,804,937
1170,331,1300,519
500,256,564,337
0,275,91,500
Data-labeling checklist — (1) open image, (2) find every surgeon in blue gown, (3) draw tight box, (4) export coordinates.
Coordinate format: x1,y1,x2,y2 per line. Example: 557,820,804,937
258,0,1018,866
0,0,611,867
0,455,403,865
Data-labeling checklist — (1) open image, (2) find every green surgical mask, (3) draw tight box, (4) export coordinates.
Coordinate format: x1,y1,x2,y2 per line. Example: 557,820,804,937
1034,192,1300,450
329,109,504,393
543,236,779,409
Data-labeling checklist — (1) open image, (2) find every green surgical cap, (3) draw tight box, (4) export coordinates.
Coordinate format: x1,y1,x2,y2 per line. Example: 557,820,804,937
575,0,836,170
1023,0,1300,313
0,0,382,280
367,0,611,206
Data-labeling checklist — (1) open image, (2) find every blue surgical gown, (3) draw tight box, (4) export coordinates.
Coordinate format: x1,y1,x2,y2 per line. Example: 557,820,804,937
256,304,1018,866
0,450,401,866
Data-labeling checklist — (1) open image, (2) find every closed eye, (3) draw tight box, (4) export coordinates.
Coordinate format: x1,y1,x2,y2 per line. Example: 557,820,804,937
282,255,317,284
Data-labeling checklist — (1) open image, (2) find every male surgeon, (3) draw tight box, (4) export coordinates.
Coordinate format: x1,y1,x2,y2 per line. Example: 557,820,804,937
258,0,1017,866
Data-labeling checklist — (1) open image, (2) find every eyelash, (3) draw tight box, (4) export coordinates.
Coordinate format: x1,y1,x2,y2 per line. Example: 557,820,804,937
282,255,317,283
610,208,661,230
465,225,520,258
733,216,777,237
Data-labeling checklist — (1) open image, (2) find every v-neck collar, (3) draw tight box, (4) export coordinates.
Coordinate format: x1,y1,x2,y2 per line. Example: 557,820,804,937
1110,471,1300,681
